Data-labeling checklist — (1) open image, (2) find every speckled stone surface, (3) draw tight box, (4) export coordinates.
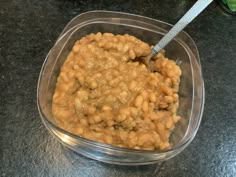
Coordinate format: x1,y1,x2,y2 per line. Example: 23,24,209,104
0,0,236,177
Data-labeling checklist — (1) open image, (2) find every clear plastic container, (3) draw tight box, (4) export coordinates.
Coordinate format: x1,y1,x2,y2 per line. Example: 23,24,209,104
37,10,205,165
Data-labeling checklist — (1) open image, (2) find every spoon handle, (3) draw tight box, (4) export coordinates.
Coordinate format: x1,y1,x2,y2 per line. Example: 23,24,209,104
151,0,213,55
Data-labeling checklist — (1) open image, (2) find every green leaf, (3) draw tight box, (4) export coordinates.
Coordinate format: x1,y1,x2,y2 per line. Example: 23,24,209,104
226,0,236,11
222,0,227,4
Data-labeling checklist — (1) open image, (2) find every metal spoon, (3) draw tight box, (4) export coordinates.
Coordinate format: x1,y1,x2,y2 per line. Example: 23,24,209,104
142,0,213,67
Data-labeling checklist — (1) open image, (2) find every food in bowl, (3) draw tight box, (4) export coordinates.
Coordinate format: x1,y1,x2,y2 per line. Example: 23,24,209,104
52,32,182,150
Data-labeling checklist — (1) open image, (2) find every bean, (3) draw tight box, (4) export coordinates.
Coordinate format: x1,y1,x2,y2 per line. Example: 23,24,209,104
94,132,103,139
121,56,128,61
93,115,102,123
87,106,96,115
52,33,182,151
130,107,138,117
173,93,179,101
72,44,80,53
95,32,102,41
90,80,98,89
60,72,70,83
120,131,128,141
54,108,71,119
128,81,137,91
73,64,79,70
166,118,174,129
76,127,84,135
128,132,138,147
141,90,148,99
134,95,144,108
102,105,112,111
117,42,123,51
173,115,181,123
109,78,119,87
76,73,85,85
128,49,136,59
104,135,113,144
164,96,174,103
107,120,114,127
104,42,113,49
116,114,126,122
131,70,137,78
142,101,149,112
122,44,129,53
76,90,88,101
119,91,128,100
149,93,157,102
152,132,161,145
159,142,170,150
119,82,128,90
88,117,95,125
104,33,114,37
149,79,158,87
137,133,152,146
80,119,88,126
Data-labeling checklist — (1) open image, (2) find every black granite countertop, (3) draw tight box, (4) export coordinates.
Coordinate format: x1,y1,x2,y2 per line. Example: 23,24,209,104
1,0,236,177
